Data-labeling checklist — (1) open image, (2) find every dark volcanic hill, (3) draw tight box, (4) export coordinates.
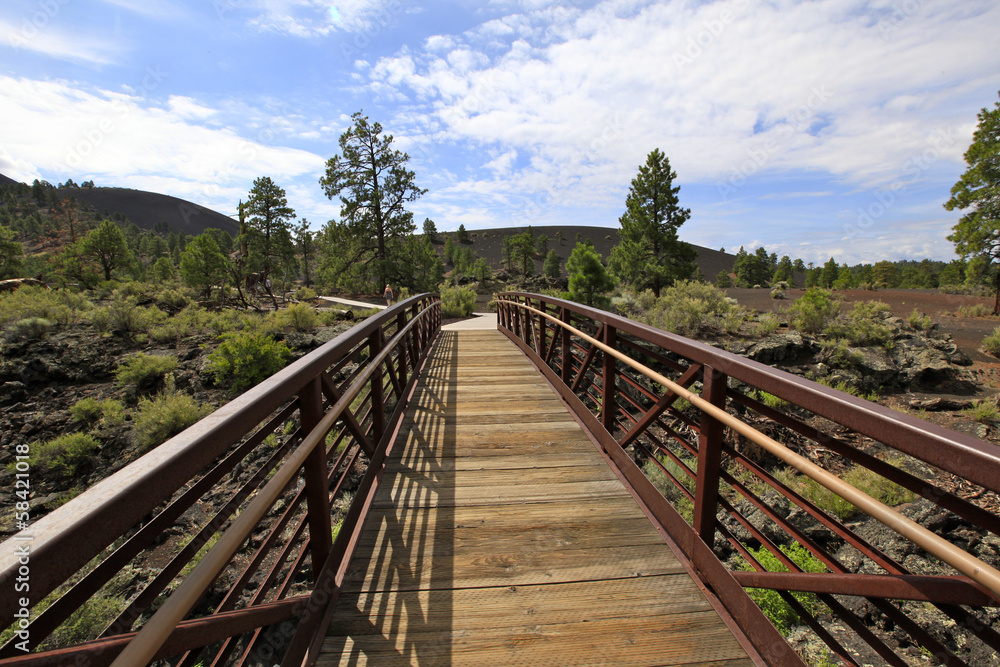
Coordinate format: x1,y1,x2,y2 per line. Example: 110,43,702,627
55,187,239,237
0,173,18,188
436,225,736,280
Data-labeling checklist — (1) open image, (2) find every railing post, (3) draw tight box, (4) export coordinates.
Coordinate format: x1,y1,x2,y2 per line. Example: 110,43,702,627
694,366,727,545
369,331,385,443
513,298,522,339
537,301,547,360
602,324,616,434
560,308,572,386
298,377,332,583
396,310,408,388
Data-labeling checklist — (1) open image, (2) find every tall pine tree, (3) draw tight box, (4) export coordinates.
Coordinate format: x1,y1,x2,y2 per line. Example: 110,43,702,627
609,149,695,296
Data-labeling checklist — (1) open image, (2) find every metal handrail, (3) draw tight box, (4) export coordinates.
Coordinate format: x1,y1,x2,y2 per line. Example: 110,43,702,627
498,295,1000,598
109,301,438,667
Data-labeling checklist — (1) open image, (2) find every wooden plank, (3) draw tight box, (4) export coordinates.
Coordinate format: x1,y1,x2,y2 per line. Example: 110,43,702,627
319,329,750,667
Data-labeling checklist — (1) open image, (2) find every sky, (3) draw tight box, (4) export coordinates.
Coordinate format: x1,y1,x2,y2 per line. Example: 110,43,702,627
1,0,998,266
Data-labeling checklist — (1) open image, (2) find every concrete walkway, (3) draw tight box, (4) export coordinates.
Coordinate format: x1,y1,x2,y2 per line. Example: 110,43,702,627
318,296,387,310
441,312,498,331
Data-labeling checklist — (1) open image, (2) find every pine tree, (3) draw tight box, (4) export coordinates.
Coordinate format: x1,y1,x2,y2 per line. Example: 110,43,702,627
609,149,696,296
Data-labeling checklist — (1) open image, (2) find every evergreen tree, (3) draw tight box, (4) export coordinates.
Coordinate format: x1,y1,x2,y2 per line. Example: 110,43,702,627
543,249,561,278
152,256,175,282
714,271,734,288
946,92,1000,312
297,219,315,285
319,111,425,289
422,217,437,242
567,242,614,308
820,257,839,288
0,224,23,279
609,149,696,296
511,232,535,277
772,255,795,286
82,220,132,281
536,234,549,257
456,224,470,244
181,233,227,299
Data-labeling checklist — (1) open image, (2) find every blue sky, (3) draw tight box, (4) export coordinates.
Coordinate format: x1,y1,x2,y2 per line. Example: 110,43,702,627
1,0,998,266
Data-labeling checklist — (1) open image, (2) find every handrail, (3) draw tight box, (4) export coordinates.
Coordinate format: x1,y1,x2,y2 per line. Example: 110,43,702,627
0,293,441,666
501,296,1000,598
109,301,438,667
496,291,1000,664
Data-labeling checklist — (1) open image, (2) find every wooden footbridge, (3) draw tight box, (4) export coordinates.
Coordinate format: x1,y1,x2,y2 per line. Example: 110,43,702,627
2,293,1000,666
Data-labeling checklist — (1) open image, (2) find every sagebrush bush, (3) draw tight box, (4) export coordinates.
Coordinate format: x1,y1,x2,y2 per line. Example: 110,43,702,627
635,281,748,337
155,289,192,309
825,300,893,348
3,317,54,342
958,303,993,318
295,286,318,300
0,285,72,326
132,389,212,450
440,284,477,318
787,288,839,333
70,397,126,426
22,433,100,477
756,312,781,336
206,330,292,393
114,353,178,391
93,293,167,335
269,303,320,332
983,326,1000,358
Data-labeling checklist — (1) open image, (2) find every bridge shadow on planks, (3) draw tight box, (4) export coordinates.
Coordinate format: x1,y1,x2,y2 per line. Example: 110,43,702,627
318,330,752,666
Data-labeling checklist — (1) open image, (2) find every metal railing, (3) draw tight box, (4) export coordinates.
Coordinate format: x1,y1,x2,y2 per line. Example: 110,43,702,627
0,294,441,667
497,292,1000,667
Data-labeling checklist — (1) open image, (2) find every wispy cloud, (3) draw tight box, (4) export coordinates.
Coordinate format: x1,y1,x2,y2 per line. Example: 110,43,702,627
0,17,123,64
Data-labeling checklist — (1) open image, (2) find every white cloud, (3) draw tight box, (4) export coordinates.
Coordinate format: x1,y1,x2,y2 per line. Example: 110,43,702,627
0,76,331,216
244,0,416,37
0,17,123,64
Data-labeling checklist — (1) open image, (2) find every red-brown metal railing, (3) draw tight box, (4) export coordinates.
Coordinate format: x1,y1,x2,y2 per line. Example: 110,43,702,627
0,294,440,667
498,292,1000,667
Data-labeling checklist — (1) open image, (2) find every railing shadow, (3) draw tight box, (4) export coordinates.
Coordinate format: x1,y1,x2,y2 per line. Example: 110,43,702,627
325,330,458,665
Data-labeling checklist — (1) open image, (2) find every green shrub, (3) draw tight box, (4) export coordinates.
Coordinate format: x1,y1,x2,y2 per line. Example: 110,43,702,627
825,300,893,348
958,303,993,318
642,454,695,524
965,400,1000,424
0,285,72,326
156,288,191,309
440,284,476,318
756,312,781,336
114,353,178,390
787,288,839,333
773,458,912,521
636,281,748,337
70,397,126,426
269,303,320,332
132,389,212,450
206,331,292,393
102,293,168,334
842,459,916,508
738,542,826,634
983,326,1000,358
20,433,100,477
907,309,932,331
752,390,788,410
3,317,54,342
295,286,318,300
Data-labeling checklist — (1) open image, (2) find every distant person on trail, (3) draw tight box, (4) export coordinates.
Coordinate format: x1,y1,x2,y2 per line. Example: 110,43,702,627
383,284,394,307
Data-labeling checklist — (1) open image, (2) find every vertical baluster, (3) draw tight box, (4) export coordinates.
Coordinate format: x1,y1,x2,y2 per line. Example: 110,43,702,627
693,366,727,544
298,377,331,582
537,301,546,359
396,311,408,388
369,330,385,443
602,324,617,434
560,308,572,386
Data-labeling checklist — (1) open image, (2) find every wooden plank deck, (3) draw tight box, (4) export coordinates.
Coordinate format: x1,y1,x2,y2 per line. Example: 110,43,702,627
318,330,752,666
